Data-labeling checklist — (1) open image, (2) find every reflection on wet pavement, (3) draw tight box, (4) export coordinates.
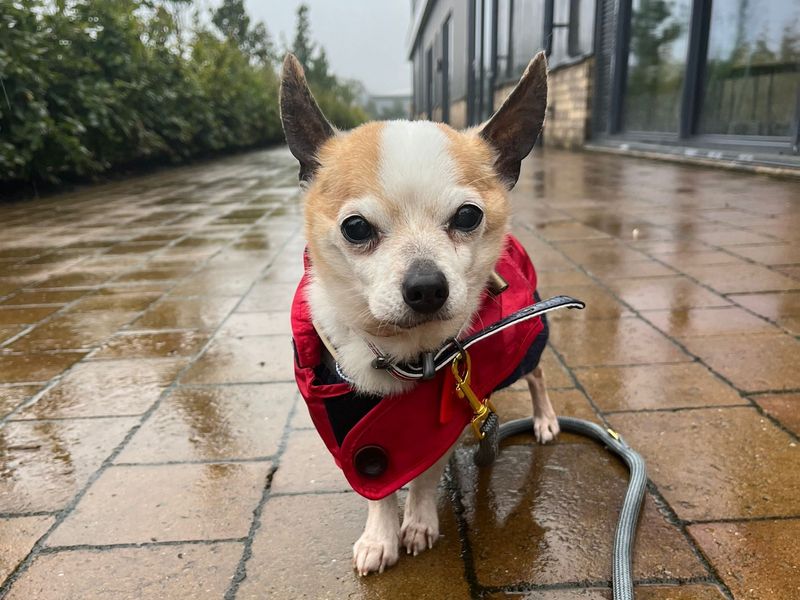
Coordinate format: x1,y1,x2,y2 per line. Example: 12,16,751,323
1,147,798,598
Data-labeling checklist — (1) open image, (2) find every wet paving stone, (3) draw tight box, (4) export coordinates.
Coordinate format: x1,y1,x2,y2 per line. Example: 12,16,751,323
14,358,185,419
218,311,292,337
754,394,800,437
682,263,800,294
728,242,800,266
693,230,776,247
271,429,350,494
586,260,677,280
47,462,271,546
32,271,113,289
7,311,139,352
0,385,41,418
0,289,87,306
0,307,61,326
0,326,24,346
65,290,162,313
730,290,800,329
0,516,54,583
608,276,731,311
682,333,800,392
0,352,86,384
238,492,472,599
113,267,191,284
609,407,800,520
237,281,297,312
688,519,800,600
576,363,745,412
454,443,706,587
554,240,651,266
168,268,263,297
130,297,238,330
549,317,690,367
89,330,209,360
181,335,294,384
642,306,778,339
6,542,242,600
116,383,295,463
0,418,137,512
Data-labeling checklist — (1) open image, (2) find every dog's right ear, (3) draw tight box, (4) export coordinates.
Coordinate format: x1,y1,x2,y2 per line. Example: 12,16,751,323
280,54,335,183
478,52,548,189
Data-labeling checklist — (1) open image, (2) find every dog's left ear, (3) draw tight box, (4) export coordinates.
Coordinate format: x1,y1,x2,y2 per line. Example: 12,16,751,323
479,52,548,189
280,53,335,183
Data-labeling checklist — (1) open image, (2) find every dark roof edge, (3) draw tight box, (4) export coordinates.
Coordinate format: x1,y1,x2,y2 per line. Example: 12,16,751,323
407,0,435,59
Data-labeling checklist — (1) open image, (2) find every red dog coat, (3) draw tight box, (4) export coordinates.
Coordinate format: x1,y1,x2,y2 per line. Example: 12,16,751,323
291,235,546,500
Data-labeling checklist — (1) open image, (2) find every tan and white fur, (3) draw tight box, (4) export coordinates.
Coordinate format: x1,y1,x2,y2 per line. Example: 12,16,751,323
280,52,558,576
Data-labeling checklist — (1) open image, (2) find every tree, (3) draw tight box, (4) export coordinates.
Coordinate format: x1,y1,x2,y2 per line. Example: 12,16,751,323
212,0,275,65
291,4,315,70
212,0,250,45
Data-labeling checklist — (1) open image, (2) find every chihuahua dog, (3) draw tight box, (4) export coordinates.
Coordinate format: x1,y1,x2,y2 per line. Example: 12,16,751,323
281,52,557,576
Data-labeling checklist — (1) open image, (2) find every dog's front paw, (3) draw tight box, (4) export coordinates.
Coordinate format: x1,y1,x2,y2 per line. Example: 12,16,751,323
400,505,439,556
353,532,399,576
533,413,560,444
400,518,438,556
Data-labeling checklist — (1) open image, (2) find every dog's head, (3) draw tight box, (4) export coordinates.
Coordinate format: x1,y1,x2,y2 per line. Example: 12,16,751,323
280,54,547,357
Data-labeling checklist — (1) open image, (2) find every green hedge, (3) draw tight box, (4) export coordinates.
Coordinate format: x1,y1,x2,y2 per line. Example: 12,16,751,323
0,0,365,186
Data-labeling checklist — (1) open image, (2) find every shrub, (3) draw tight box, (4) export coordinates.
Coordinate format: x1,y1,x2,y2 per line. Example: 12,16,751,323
0,0,366,188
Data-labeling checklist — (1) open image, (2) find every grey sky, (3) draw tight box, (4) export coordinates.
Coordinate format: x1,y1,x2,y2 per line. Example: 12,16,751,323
244,1,413,95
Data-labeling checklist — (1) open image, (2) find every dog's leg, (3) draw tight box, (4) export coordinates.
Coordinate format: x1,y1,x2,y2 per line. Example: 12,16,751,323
353,494,400,576
400,449,451,556
525,366,559,443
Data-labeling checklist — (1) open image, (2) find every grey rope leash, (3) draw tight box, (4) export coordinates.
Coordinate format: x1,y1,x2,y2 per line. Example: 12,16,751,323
479,417,647,600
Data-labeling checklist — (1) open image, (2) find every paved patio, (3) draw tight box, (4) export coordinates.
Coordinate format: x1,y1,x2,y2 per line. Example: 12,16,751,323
0,147,798,599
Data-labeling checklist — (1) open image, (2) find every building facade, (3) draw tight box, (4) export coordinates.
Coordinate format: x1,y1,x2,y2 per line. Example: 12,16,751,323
408,0,800,168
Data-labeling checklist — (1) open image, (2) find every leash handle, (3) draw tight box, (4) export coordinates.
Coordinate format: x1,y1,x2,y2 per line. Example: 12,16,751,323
372,295,585,381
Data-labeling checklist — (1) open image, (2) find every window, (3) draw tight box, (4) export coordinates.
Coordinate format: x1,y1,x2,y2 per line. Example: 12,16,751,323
699,0,800,138
426,46,434,120
497,0,512,80
623,0,692,133
441,16,452,123
511,0,546,76
567,0,581,57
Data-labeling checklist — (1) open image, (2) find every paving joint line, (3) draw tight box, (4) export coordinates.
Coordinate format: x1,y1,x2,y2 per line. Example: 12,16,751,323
443,462,483,600
112,456,275,467
224,374,301,599
39,537,248,555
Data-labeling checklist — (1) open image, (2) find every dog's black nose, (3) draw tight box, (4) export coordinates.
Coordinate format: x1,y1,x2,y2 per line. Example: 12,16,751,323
402,260,449,314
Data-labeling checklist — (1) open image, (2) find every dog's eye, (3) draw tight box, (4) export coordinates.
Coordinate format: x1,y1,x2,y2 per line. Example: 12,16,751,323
450,204,483,232
341,216,375,244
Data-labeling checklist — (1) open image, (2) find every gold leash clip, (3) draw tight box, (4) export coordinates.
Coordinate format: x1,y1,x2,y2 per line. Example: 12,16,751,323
451,350,496,440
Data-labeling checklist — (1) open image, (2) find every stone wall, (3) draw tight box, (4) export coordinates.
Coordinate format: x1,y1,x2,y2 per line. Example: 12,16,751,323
448,100,468,129
544,57,594,149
